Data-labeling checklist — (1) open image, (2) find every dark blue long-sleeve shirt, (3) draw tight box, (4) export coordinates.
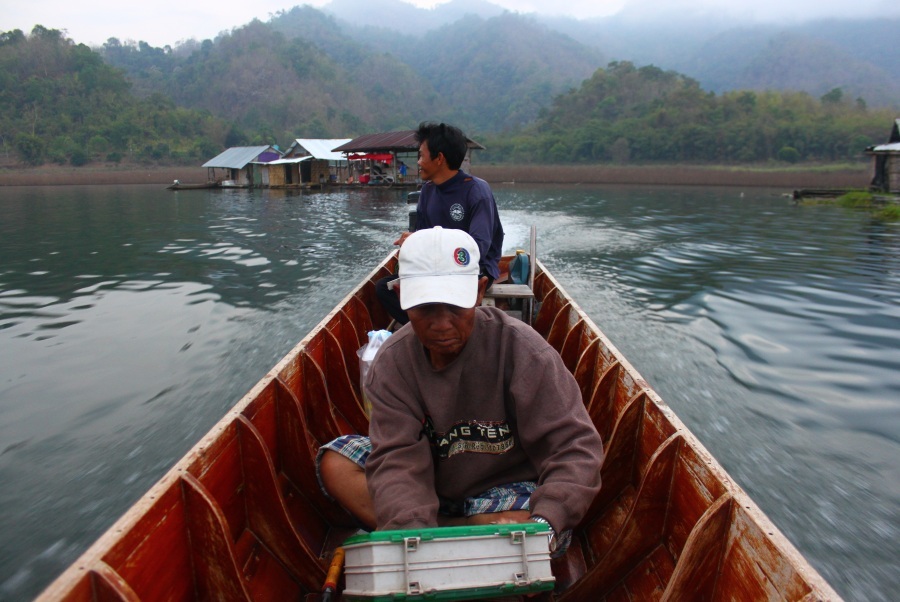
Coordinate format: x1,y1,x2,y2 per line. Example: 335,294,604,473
416,171,504,280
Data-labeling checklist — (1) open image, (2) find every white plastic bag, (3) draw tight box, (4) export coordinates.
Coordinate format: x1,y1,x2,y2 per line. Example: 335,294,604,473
357,329,392,417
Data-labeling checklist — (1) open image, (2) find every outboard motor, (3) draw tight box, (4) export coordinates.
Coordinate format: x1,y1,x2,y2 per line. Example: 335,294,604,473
407,191,420,232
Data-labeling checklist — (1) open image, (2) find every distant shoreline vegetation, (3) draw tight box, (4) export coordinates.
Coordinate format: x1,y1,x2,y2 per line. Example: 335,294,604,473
0,162,869,190
1,24,896,171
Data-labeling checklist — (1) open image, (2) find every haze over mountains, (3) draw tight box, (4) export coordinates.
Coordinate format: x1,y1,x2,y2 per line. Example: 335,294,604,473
319,0,900,111
4,0,897,167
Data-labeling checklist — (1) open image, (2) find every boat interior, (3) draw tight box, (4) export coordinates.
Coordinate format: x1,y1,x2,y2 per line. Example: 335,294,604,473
42,248,835,601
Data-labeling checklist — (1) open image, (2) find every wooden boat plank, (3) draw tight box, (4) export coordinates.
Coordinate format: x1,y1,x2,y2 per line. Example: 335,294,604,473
665,443,731,558
271,378,354,532
236,418,326,590
713,506,814,601
180,473,252,600
620,543,669,601
564,435,682,599
586,394,644,517
661,495,734,599
560,320,593,373
237,382,339,547
232,533,304,600
320,328,369,433
635,395,680,484
186,422,247,543
83,562,141,602
101,484,194,600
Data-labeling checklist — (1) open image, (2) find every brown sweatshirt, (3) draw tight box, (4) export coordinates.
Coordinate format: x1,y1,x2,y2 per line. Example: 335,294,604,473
365,306,604,533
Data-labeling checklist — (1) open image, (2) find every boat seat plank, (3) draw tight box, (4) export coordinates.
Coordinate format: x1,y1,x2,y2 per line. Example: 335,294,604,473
180,473,253,600
484,283,534,299
236,417,326,590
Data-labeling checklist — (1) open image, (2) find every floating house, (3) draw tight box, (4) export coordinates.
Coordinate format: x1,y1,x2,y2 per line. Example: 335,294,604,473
333,130,485,185
267,139,352,188
202,146,282,188
866,119,900,193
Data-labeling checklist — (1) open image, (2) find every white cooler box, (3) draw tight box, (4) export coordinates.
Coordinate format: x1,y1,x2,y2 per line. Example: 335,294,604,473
341,523,555,601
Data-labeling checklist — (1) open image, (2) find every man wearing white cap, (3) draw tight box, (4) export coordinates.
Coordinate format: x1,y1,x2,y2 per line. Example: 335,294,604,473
318,227,603,555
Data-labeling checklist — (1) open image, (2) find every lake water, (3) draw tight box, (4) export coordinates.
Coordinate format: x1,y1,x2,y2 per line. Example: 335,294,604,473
0,183,897,600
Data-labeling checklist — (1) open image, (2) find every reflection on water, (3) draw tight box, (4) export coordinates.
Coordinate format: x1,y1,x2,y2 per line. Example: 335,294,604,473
1,184,898,600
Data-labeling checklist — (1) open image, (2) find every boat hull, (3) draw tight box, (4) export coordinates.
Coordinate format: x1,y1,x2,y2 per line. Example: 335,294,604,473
37,253,840,601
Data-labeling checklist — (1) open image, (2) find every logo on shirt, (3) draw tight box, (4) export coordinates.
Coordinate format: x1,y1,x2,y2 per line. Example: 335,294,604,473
453,247,470,266
424,416,515,459
449,203,464,222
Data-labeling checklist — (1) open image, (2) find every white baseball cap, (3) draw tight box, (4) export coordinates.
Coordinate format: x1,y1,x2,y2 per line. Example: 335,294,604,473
399,227,481,310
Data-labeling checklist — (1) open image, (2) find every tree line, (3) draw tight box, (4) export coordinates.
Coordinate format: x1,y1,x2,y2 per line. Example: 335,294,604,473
0,27,227,166
1,26,894,168
480,62,894,165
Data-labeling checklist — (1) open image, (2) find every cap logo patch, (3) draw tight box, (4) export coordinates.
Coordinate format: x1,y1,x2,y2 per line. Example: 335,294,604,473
453,247,471,266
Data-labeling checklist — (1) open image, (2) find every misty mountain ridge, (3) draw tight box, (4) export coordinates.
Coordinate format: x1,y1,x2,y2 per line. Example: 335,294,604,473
320,0,900,109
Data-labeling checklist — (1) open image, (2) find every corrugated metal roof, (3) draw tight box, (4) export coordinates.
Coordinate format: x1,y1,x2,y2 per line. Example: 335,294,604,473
202,146,280,169
333,130,485,153
288,139,352,161
267,156,313,165
870,142,900,153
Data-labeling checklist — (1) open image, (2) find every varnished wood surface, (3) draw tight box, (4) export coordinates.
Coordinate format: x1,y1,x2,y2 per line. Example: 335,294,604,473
39,253,841,601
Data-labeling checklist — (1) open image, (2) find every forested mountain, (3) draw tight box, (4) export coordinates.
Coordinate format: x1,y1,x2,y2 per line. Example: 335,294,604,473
102,13,441,143
0,27,227,166
1,4,896,168
98,7,598,139
272,8,601,133
320,1,900,111
480,61,894,164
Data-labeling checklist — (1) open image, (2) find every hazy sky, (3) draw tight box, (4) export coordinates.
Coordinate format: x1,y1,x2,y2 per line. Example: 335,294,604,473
4,0,897,48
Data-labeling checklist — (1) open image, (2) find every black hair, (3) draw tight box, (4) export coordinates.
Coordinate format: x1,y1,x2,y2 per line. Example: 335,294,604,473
415,122,468,170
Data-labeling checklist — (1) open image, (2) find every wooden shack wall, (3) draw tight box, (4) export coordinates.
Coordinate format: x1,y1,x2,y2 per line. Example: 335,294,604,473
308,160,330,184
888,156,900,193
268,165,287,187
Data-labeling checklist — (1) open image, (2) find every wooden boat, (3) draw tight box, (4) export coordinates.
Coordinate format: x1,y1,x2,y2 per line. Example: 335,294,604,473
36,248,841,601
166,181,220,190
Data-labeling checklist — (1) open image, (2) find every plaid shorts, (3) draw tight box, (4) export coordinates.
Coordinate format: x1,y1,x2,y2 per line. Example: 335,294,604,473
317,434,572,555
